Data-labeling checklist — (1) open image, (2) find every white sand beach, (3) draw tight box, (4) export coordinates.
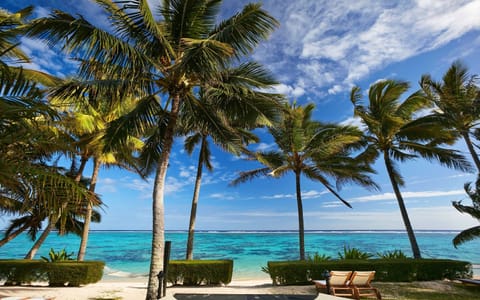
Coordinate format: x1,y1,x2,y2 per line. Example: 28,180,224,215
0,279,342,300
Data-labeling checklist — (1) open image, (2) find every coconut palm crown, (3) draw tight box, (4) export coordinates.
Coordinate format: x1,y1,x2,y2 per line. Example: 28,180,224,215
232,101,378,260
350,79,472,258
421,61,480,171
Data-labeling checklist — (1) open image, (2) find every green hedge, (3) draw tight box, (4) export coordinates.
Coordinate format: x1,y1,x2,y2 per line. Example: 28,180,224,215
0,259,104,287
167,260,233,286
267,259,472,285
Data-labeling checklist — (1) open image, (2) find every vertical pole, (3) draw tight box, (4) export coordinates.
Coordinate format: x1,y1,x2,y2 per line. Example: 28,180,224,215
163,241,171,298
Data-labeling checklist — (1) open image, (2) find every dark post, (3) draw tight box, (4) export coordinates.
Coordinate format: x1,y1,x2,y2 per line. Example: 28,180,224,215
163,241,171,298
323,270,331,294
156,271,164,299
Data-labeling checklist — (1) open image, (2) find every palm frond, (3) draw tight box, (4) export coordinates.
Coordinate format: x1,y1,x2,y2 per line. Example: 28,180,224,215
210,3,279,58
452,226,480,248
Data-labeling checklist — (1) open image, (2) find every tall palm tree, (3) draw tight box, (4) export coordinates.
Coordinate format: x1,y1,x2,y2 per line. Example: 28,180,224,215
232,102,378,260
421,61,480,171
350,79,472,258
27,1,279,297
452,176,480,247
182,62,281,260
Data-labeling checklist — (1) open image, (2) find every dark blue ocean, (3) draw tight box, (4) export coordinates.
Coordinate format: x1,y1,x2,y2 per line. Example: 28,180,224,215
0,230,478,280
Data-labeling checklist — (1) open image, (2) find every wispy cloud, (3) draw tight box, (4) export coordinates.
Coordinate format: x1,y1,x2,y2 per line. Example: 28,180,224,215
350,189,465,203
262,189,329,200
209,193,235,200
251,0,480,96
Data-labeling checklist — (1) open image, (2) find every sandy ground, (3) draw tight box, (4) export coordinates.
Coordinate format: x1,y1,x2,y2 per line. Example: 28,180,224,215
0,279,344,300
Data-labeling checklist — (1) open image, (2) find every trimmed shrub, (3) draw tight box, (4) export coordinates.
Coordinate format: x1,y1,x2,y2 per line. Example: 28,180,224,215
267,259,472,285
0,259,104,287
167,260,233,286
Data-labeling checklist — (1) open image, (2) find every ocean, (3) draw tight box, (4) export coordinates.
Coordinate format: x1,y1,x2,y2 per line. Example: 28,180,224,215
0,230,478,280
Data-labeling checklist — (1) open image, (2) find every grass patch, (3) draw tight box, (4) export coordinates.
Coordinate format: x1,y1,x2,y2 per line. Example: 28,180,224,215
374,281,480,299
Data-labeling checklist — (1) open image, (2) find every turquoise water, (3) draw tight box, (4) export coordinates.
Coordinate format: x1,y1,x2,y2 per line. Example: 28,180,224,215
0,230,478,280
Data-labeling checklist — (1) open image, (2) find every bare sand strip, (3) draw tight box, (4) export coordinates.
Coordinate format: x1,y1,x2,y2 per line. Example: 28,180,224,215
0,279,344,300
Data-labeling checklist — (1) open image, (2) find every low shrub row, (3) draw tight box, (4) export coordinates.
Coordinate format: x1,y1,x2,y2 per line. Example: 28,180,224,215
267,259,472,285
0,259,105,287
167,259,233,286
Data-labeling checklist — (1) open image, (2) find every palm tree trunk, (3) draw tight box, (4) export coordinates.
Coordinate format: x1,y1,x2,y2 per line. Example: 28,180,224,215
186,136,206,260
24,219,55,259
146,95,180,300
0,222,30,247
462,131,480,172
77,157,100,261
75,155,89,182
384,153,422,259
295,171,305,260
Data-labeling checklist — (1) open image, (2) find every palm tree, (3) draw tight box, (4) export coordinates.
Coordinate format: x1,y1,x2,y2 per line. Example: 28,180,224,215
421,61,480,171
181,62,281,260
232,102,378,260
27,1,279,297
350,79,472,258
49,79,144,261
452,176,480,248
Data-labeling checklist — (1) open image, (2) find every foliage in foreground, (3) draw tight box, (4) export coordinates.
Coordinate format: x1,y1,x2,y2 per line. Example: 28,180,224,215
266,259,472,285
167,260,233,286
0,259,104,287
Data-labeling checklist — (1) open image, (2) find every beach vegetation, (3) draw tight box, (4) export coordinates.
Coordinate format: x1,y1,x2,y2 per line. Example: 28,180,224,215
307,252,332,262
452,176,480,247
25,0,280,298
376,249,409,259
41,248,75,262
0,259,104,287
266,258,471,285
350,79,472,259
421,61,480,171
232,101,378,260
338,245,374,260
167,259,233,286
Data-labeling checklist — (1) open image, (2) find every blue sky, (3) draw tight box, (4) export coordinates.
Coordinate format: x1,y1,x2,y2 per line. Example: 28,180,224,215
3,0,480,231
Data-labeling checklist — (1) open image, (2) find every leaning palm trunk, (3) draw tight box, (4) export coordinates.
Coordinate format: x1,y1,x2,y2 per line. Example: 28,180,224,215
77,157,100,261
462,132,480,172
295,171,305,260
186,137,206,260
24,219,55,259
146,96,180,300
0,223,30,247
384,153,421,259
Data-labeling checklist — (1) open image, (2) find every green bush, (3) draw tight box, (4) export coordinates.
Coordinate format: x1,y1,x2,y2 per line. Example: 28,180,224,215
167,260,233,286
338,246,374,260
266,259,472,285
0,259,104,287
41,248,75,262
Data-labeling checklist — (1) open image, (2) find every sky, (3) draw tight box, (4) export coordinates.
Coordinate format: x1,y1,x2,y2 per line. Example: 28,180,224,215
2,0,480,231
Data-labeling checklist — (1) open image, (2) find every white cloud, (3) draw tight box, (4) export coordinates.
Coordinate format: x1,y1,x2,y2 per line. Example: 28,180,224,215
262,189,329,200
209,193,235,200
255,0,480,96
350,189,465,203
255,142,276,152
271,83,306,98
340,116,366,129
